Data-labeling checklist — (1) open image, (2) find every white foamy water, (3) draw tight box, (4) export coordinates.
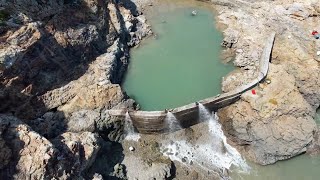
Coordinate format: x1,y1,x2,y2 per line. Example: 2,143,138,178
124,112,140,141
165,112,182,132
161,104,249,174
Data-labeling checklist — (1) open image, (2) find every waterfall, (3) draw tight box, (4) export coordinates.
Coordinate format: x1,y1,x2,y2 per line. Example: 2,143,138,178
165,112,181,132
124,112,140,141
198,103,212,122
161,104,249,176
199,103,249,171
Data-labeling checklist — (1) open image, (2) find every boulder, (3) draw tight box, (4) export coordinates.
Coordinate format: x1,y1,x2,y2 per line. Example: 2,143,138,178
0,114,57,179
219,64,317,165
51,132,101,174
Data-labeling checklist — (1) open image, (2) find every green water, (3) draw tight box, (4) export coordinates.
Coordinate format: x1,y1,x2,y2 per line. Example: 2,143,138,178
231,155,320,180
316,108,320,124
123,7,233,110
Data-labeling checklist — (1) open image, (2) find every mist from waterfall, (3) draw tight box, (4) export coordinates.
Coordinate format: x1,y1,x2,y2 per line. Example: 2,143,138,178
124,112,140,141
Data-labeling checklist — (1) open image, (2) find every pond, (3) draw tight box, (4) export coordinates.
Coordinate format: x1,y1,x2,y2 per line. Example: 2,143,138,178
122,4,233,111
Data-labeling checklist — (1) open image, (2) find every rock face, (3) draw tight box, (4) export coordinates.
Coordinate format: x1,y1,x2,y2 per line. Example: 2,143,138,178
0,0,151,136
0,0,151,179
0,114,102,179
0,114,57,179
219,65,317,164
216,0,320,165
48,131,101,179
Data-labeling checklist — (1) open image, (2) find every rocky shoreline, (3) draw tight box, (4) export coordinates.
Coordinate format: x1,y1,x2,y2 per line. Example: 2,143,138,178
0,0,320,179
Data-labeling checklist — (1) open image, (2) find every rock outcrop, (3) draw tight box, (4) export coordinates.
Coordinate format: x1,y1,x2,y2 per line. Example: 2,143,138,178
216,0,320,165
0,0,151,179
0,114,57,179
0,114,102,179
219,64,317,164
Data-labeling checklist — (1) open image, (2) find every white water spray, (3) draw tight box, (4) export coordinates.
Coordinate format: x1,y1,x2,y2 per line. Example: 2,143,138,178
165,112,181,132
161,103,249,175
199,103,249,171
124,112,140,141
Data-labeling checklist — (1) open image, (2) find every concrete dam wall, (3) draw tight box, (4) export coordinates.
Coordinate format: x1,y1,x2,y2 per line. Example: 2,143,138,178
107,32,276,134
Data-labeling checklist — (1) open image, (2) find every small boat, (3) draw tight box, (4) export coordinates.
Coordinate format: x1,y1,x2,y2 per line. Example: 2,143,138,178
191,10,197,16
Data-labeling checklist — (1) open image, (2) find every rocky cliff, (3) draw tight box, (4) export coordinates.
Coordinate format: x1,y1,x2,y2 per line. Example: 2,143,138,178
0,0,151,179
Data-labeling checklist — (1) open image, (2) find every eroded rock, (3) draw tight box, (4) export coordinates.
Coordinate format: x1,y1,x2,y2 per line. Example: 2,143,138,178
219,64,317,164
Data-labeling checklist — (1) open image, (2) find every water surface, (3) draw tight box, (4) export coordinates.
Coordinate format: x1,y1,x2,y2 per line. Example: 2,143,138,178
231,155,320,180
123,6,233,110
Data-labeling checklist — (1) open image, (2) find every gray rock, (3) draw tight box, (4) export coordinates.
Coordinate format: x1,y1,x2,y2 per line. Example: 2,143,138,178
123,156,172,180
219,65,317,165
29,111,66,139
67,110,100,133
96,111,125,142
2,0,64,20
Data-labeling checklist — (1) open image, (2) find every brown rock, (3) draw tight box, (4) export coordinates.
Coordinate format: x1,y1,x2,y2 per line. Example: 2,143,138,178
0,114,57,179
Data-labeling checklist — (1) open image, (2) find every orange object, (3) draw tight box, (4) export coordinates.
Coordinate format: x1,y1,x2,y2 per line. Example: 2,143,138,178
251,89,256,95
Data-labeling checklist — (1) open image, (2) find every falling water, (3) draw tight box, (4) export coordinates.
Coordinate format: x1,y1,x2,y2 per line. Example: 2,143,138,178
165,112,182,132
199,103,249,171
198,102,211,122
124,112,140,141
160,104,249,176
